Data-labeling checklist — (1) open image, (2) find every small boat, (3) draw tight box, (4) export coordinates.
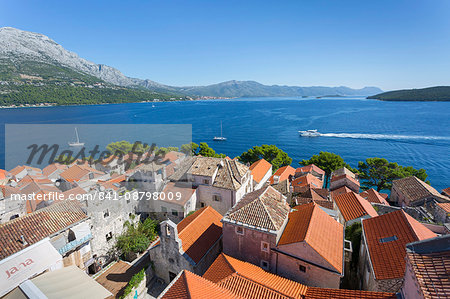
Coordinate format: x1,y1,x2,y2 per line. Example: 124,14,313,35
213,121,227,141
299,129,320,137
152,103,155,108
68,127,85,146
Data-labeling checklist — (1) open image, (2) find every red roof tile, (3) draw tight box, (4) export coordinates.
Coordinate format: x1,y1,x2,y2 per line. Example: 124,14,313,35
405,236,450,299
330,186,352,201
269,165,295,184
360,189,390,205
161,270,237,299
203,253,308,298
437,202,450,213
295,164,325,176
249,159,272,184
334,192,378,222
442,187,450,197
291,173,323,189
278,203,344,273
176,206,223,264
305,287,396,298
362,210,436,280
203,253,395,299
0,201,87,259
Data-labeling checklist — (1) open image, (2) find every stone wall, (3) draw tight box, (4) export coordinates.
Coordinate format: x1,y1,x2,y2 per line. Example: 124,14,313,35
274,242,342,288
222,222,277,271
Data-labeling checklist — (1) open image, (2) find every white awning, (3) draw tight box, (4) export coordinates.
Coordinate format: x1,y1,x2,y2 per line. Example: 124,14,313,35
0,238,63,297
71,221,91,239
4,266,112,299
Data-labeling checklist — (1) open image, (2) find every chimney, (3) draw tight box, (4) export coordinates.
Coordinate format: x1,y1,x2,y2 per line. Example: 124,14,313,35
273,175,280,184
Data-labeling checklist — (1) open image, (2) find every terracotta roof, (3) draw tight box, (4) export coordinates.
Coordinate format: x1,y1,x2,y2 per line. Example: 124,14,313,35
161,182,196,205
362,210,437,280
405,235,450,299
0,169,7,180
177,206,223,264
393,176,448,203
334,192,378,222
161,270,238,299
305,287,396,298
0,201,87,259
218,273,292,299
278,203,344,273
360,189,390,205
223,186,289,231
42,163,68,177
162,151,185,163
249,159,272,184
330,186,352,201
294,198,334,210
437,202,450,213
442,187,450,197
9,165,42,177
203,253,308,298
330,174,360,188
269,165,295,184
291,174,323,189
295,164,325,176
60,165,90,182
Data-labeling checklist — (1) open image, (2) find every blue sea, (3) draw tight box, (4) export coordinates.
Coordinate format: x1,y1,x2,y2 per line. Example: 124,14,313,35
1,96,449,191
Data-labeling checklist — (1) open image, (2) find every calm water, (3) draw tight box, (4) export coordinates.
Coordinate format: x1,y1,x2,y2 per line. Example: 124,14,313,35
1,97,449,191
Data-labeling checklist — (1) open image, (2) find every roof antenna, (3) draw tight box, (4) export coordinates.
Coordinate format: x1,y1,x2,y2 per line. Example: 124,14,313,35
20,235,28,246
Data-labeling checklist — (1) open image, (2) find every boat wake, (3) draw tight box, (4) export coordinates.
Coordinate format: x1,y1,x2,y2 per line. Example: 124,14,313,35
319,133,450,141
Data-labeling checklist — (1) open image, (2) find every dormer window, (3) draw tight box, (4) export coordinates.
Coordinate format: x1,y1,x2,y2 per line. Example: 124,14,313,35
166,225,171,236
203,179,209,184
379,235,398,243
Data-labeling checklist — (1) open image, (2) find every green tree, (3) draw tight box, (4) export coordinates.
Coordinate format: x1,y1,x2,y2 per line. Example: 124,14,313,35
358,158,429,191
181,142,199,155
299,151,352,188
106,141,134,156
238,144,292,171
196,142,225,158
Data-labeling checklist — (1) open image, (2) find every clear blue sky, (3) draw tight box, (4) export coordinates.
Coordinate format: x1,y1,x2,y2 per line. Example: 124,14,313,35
1,0,449,90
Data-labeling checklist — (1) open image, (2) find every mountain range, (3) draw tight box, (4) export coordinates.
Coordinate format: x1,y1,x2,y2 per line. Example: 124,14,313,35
0,27,383,105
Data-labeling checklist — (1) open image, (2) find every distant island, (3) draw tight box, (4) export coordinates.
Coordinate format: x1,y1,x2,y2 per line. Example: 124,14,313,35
368,86,450,102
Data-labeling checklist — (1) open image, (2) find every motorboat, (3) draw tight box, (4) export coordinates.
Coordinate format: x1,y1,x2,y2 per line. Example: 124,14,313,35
299,129,320,137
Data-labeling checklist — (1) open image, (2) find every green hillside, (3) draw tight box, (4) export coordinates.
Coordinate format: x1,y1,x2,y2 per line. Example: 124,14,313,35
0,59,185,106
368,86,450,101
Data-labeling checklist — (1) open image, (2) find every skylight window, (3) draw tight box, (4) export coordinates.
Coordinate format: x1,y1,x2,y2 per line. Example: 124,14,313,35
379,235,398,243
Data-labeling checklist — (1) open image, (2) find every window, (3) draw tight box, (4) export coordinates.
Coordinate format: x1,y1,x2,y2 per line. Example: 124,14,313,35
213,194,221,202
203,179,209,184
89,173,94,180
103,209,109,218
235,226,244,235
166,225,171,236
261,241,269,253
200,201,205,208
106,232,113,242
261,260,269,270
171,210,178,216
299,265,306,272
379,235,398,243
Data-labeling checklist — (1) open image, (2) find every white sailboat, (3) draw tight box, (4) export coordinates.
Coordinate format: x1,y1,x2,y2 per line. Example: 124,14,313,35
213,121,227,141
68,127,85,147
